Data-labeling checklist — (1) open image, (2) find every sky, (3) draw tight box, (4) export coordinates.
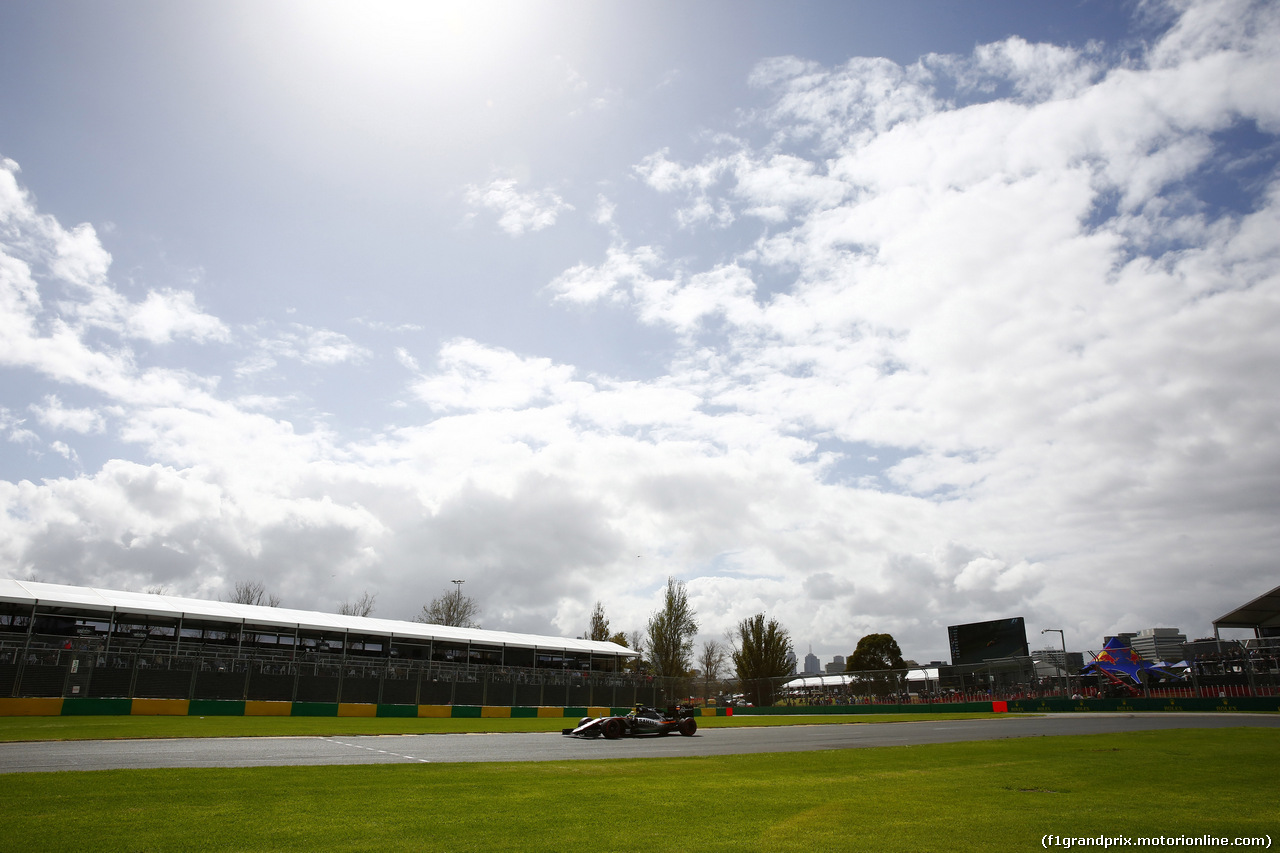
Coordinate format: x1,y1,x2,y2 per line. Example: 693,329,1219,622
1,0,1278,665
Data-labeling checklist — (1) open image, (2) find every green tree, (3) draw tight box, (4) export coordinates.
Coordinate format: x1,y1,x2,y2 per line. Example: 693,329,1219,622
846,633,905,697
605,629,643,673
731,613,793,707
646,577,698,678
846,633,905,671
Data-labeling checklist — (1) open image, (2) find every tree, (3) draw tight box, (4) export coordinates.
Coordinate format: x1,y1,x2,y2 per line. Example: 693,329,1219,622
731,613,793,707
415,585,480,628
227,579,281,607
602,629,642,672
846,633,906,698
584,600,611,641
338,590,377,617
646,577,698,678
623,629,648,673
846,633,905,671
697,638,727,702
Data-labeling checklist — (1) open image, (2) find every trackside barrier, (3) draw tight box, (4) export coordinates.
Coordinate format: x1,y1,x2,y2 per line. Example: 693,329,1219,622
1002,696,1280,714
730,697,1280,714
0,700,737,718
3,697,1277,717
730,702,999,715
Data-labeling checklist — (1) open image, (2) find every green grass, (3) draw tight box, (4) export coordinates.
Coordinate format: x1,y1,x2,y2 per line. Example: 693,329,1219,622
2,728,1276,852
0,712,1013,742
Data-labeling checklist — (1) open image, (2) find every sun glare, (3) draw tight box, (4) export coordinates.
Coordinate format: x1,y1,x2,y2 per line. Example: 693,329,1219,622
295,0,537,81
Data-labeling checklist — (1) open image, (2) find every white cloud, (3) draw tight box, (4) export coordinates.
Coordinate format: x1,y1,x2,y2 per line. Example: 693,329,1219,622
634,148,741,228
48,440,78,464
548,246,763,333
408,338,583,412
593,0,1280,646
126,290,230,345
2,1,1278,663
354,318,424,333
50,223,112,289
394,346,420,371
962,36,1103,101
593,194,616,226
240,324,371,374
31,395,106,434
464,177,574,236
546,244,661,305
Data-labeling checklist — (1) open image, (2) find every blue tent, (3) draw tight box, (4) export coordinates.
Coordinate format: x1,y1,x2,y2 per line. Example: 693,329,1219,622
1080,637,1184,687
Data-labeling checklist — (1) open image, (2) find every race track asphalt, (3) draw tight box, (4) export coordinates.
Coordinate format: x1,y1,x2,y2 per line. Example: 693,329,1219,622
2,713,1278,774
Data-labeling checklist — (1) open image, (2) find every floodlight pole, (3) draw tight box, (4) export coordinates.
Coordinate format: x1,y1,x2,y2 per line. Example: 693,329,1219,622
1042,629,1068,698
451,580,465,662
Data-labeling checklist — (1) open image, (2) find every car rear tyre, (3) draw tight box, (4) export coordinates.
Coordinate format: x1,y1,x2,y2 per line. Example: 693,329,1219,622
679,717,697,736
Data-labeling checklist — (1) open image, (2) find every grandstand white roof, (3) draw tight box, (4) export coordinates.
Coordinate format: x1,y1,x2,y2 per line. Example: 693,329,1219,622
0,579,634,657
782,668,940,689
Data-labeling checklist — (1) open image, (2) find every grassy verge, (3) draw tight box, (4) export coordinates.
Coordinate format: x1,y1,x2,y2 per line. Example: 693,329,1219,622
0,712,1013,742
2,728,1276,852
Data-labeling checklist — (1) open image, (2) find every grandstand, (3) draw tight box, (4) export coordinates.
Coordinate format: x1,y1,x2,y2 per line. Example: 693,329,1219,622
0,580,654,707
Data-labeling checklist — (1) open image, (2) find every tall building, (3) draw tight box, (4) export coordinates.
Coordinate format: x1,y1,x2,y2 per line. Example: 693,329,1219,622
784,649,797,676
803,646,821,675
825,654,846,674
1039,647,1085,670
1129,627,1186,662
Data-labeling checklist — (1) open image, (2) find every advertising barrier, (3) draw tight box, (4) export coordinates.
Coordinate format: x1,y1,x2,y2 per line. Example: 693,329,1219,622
3,696,1276,717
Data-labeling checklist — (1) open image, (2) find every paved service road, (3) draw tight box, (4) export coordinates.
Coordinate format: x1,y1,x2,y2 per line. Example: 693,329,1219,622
2,714,1278,774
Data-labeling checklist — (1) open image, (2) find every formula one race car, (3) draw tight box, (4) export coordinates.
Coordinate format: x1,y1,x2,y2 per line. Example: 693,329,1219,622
562,704,699,739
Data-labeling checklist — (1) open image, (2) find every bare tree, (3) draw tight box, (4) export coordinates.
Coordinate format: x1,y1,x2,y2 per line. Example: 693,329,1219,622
584,600,611,641
697,638,727,701
414,585,480,628
338,590,377,617
144,585,169,595
227,579,281,607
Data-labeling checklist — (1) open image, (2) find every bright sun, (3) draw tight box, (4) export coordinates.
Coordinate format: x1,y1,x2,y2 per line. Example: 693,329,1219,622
294,0,538,81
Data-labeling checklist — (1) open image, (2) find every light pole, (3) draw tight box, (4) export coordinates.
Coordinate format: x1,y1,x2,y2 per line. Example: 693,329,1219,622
1042,629,1068,698
450,580,466,666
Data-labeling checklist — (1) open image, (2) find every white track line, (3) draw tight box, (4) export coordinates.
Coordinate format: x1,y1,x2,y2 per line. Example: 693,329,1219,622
326,738,431,763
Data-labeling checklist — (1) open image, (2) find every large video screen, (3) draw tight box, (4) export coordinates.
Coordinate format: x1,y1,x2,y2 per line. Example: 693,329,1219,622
948,617,1029,665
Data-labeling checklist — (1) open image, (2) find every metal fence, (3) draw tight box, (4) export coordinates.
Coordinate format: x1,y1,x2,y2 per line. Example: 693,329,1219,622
735,640,1280,708
0,640,672,708
5,636,1276,709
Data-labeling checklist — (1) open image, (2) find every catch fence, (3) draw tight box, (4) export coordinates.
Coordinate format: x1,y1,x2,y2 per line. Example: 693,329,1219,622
729,640,1280,708
0,641,673,708
6,636,1277,709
